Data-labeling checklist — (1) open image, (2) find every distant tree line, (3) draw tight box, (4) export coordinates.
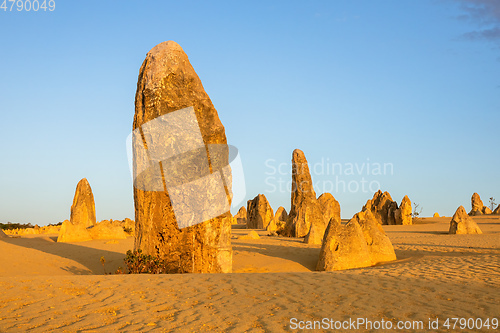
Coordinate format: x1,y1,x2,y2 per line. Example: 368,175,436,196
0,221,63,230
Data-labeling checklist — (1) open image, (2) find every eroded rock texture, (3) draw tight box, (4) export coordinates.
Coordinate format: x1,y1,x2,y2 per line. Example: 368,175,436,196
316,208,397,271
450,206,483,234
234,206,247,224
284,149,323,238
316,219,372,271
353,209,396,263
70,178,96,228
395,195,412,225
302,198,325,245
469,193,491,216
317,193,341,228
364,191,412,225
363,190,397,225
246,194,273,229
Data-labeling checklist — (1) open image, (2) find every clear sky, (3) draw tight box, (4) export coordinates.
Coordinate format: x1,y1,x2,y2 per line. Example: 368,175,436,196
1,0,499,226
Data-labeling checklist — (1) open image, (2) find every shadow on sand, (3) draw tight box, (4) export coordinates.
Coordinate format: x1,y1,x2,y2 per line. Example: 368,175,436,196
2,236,128,275
232,239,321,271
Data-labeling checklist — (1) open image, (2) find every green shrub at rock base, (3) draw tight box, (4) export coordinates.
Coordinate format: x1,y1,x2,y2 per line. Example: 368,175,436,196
124,249,171,274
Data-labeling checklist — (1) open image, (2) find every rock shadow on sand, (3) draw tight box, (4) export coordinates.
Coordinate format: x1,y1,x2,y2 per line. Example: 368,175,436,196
232,239,321,271
1,236,127,275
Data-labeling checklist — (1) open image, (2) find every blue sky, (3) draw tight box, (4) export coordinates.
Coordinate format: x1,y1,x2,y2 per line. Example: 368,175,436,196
1,0,499,225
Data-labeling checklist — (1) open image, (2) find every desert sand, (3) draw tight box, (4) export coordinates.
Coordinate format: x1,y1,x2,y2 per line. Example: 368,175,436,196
0,216,499,332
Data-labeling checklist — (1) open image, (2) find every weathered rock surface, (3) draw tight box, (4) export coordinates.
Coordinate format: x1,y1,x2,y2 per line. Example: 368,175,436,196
303,198,327,245
363,190,397,225
469,193,492,216
433,213,440,218
88,220,128,240
133,41,232,273
304,192,340,245
316,219,372,271
275,206,288,223
469,193,484,215
316,208,397,271
70,178,96,228
57,220,92,242
395,195,412,225
449,206,483,234
317,193,341,228
494,205,500,215
234,206,247,224
0,229,8,238
246,194,273,229
284,149,322,238
352,209,396,263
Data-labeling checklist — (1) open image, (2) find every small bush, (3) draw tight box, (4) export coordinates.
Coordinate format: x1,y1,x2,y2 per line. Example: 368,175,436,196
124,249,170,274
412,203,423,219
489,197,496,211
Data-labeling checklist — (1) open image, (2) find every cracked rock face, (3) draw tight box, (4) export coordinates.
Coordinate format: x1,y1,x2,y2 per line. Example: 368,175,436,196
133,41,232,273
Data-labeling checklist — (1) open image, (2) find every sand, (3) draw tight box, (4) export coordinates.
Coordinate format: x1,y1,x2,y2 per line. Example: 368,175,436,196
0,216,499,332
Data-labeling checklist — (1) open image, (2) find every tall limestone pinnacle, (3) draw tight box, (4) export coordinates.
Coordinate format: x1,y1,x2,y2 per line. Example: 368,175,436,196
70,178,96,228
284,149,323,238
133,41,232,273
58,178,95,243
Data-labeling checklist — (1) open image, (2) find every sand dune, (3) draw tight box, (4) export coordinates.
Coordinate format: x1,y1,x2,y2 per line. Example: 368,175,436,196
0,216,499,332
